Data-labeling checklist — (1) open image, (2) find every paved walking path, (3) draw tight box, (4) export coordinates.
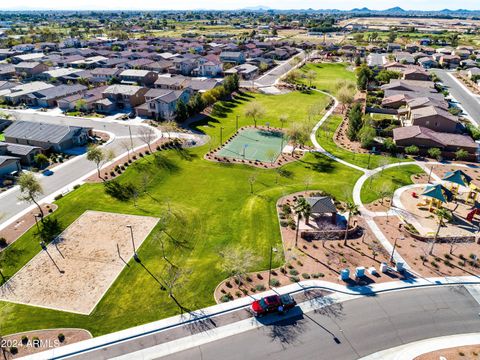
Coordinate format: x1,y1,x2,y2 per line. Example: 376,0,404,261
360,333,480,360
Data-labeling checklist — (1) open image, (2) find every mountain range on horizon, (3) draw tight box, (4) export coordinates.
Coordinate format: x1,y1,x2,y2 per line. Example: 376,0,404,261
1,5,480,14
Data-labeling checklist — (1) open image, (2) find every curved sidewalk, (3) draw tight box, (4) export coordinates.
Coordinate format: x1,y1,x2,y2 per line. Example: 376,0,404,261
360,333,480,360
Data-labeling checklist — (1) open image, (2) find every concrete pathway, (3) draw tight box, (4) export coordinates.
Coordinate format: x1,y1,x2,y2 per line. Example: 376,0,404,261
360,333,480,360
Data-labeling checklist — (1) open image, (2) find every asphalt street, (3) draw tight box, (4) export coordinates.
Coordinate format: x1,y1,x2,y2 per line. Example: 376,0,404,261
0,112,148,229
240,51,306,88
160,286,480,360
430,69,480,126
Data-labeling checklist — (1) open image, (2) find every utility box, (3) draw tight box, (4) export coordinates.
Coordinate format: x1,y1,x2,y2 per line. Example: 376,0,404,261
380,262,388,273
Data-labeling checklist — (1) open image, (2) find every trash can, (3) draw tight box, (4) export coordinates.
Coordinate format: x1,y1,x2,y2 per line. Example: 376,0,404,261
355,266,365,278
340,268,350,281
396,262,404,272
380,262,388,273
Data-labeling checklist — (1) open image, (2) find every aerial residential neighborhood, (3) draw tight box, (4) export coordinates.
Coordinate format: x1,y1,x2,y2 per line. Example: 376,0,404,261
0,2,479,360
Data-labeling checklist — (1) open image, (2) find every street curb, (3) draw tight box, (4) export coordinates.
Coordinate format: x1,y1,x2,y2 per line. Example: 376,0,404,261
21,276,480,360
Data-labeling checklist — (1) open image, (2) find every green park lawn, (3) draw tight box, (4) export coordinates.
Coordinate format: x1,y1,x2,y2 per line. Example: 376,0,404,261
298,63,356,96
0,132,4,141
194,90,330,148
0,90,363,336
360,164,424,204
316,115,412,170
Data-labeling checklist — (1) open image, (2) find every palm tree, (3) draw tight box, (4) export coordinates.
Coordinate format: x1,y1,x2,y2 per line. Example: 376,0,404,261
343,202,359,246
294,197,311,247
429,208,452,255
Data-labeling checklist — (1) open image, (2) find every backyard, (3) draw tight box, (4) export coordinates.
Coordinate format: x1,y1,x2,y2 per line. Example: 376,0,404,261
0,90,363,336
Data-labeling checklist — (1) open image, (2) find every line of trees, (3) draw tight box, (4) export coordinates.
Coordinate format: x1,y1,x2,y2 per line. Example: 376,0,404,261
175,74,240,122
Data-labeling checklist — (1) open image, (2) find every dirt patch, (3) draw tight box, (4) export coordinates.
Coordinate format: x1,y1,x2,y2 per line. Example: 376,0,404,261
0,211,159,314
374,216,480,278
415,344,480,360
214,191,406,304
2,328,91,359
0,204,58,248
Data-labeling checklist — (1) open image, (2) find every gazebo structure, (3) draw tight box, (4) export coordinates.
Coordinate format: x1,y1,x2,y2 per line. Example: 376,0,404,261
421,184,454,211
442,169,473,196
306,196,338,224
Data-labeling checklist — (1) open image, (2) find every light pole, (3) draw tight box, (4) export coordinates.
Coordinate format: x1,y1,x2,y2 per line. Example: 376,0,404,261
268,247,278,287
236,115,239,131
220,127,224,145
128,125,134,148
243,144,248,158
127,225,139,262
34,214,41,234
367,152,372,170
390,236,404,263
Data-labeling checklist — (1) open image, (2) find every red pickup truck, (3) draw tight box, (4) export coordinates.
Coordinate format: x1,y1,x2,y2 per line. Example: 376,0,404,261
250,294,296,317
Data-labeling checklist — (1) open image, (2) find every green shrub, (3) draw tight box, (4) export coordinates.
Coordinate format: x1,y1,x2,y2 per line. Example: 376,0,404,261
289,269,299,276
220,294,233,302
269,278,280,287
301,273,311,279
255,284,266,291
289,276,300,283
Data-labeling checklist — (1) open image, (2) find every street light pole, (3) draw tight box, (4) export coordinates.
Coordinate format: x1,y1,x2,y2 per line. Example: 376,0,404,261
236,115,239,131
127,225,139,262
390,236,404,263
128,125,134,148
268,247,278,287
220,127,224,145
34,214,40,234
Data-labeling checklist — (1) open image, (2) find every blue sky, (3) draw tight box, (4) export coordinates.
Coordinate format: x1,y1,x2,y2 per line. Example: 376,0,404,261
3,0,480,10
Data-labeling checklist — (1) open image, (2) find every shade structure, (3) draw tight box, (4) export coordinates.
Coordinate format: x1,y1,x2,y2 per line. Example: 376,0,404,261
422,184,454,203
442,169,473,188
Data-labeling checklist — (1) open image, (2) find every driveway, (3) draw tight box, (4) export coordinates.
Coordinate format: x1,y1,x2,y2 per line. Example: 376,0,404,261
430,69,480,126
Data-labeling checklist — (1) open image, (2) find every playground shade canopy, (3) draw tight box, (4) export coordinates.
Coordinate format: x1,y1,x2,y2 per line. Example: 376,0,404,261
422,184,454,203
217,128,287,162
442,169,473,187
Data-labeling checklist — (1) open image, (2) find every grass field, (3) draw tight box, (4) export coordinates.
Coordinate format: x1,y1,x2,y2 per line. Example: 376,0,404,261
0,132,4,141
0,91,363,336
298,63,356,96
194,91,330,149
360,164,424,204
316,115,411,170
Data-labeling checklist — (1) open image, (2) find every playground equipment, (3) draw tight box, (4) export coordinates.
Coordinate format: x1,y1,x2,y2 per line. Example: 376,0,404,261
466,207,480,222
421,184,454,212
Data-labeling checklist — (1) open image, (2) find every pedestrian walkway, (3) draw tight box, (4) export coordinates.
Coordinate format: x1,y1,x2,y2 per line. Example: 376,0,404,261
359,332,480,360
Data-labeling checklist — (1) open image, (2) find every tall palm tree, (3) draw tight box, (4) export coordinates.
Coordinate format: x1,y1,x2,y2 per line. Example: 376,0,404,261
344,202,359,246
294,197,311,247
429,208,452,255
